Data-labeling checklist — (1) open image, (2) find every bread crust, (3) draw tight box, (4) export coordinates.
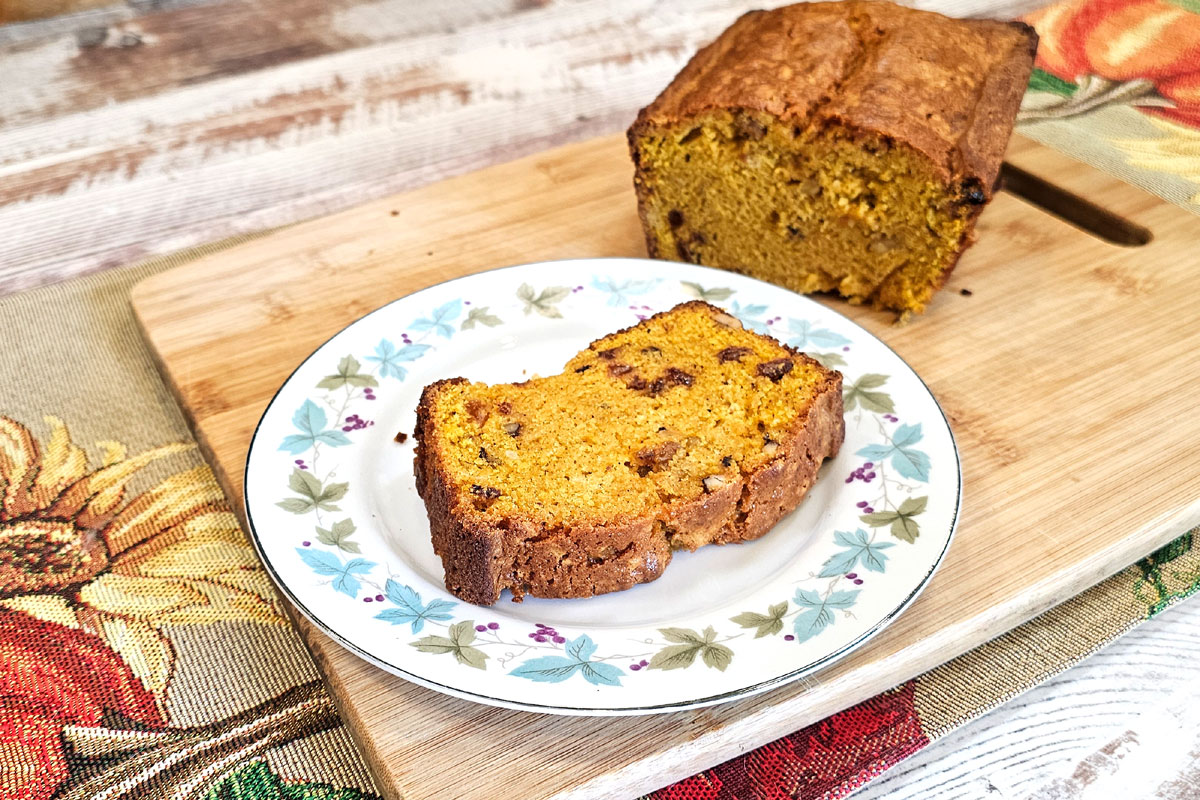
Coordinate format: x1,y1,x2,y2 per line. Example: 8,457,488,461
413,305,845,605
629,1,1036,201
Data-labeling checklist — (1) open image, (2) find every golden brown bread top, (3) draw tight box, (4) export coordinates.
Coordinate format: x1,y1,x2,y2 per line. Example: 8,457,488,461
634,1,1037,197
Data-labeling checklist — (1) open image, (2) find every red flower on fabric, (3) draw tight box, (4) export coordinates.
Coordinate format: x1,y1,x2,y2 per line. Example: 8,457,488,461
653,682,928,800
0,608,164,800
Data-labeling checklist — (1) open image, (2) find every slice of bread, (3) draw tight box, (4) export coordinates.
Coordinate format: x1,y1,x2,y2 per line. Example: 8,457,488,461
413,301,844,605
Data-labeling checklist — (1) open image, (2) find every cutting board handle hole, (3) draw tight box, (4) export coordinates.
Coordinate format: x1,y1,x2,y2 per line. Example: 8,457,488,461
999,163,1152,247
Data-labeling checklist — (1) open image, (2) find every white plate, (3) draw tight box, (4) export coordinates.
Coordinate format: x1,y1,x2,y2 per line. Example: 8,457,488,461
244,258,960,715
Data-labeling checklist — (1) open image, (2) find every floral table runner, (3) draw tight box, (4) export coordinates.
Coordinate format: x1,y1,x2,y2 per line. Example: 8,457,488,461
2,0,1198,798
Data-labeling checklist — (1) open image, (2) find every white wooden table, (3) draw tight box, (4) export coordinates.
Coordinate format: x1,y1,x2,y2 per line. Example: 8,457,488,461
3,0,1197,795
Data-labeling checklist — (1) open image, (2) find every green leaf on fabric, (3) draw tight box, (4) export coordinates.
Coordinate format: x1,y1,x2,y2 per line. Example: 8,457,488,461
1028,68,1079,97
204,759,379,800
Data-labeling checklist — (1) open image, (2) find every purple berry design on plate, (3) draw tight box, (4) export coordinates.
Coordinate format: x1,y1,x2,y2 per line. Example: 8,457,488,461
847,462,876,484
629,659,650,671
487,622,499,630
528,622,563,645
343,414,373,432
784,634,795,641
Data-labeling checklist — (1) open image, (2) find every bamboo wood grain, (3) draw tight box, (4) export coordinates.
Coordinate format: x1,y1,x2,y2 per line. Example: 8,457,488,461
132,133,1200,800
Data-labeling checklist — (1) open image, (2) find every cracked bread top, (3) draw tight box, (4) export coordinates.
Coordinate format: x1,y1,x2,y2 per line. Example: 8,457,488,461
631,1,1037,199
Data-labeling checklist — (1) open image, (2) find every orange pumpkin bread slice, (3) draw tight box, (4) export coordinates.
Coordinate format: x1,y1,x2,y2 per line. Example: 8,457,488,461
413,301,844,605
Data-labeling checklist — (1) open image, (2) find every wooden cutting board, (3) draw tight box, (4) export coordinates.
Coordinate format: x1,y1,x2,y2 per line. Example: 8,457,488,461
132,133,1200,800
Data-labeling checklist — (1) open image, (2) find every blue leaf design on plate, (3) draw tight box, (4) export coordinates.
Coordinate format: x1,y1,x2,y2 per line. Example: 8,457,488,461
510,656,582,683
564,634,598,662
293,399,326,435
787,318,851,350
888,424,931,481
411,300,463,339
817,549,860,579
579,660,624,686
791,588,860,642
366,340,432,381
825,589,860,609
818,529,895,577
511,634,621,686
377,578,457,633
296,547,343,576
279,399,352,453
425,599,457,617
344,558,374,574
296,548,375,599
374,608,421,629
855,423,930,482
728,301,769,334
855,443,894,461
333,571,361,598
591,276,659,306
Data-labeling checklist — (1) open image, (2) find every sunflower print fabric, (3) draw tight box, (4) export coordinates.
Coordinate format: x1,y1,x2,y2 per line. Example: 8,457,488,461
0,415,377,800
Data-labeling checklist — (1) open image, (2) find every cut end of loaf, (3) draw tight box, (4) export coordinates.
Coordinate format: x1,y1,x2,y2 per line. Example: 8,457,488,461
632,115,981,313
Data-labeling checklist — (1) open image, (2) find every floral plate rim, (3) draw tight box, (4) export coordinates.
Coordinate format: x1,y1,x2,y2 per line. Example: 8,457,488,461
242,258,962,715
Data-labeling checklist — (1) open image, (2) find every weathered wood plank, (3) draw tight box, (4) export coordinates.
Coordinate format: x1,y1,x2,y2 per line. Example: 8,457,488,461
851,597,1200,799
0,0,1048,298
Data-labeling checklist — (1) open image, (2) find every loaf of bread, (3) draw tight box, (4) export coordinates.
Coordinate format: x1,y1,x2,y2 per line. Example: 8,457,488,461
413,301,844,605
628,1,1037,314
